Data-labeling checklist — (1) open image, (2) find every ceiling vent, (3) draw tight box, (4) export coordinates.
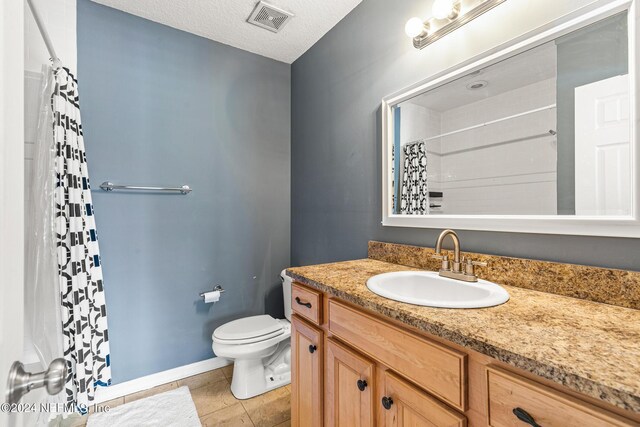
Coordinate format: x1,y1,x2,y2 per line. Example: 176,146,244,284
247,1,294,33
466,80,488,90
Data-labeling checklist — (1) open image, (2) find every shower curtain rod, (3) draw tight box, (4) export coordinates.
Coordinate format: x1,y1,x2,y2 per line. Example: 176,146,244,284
26,0,62,69
413,104,557,143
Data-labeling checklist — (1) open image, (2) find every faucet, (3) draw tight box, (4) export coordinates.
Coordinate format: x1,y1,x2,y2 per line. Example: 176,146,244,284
432,229,486,282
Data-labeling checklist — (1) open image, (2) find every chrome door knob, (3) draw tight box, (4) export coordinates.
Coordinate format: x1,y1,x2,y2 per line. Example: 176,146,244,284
6,358,67,404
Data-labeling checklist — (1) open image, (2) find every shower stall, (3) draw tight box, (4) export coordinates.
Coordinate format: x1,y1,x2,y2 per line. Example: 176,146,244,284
9,0,112,424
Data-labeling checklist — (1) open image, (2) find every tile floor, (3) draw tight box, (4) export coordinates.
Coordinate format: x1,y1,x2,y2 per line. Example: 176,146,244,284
68,364,291,427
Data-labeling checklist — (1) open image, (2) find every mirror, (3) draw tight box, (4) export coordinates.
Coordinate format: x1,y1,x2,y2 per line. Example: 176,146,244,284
382,6,638,237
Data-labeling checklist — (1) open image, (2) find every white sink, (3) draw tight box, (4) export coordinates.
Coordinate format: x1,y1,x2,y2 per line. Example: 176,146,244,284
366,271,509,309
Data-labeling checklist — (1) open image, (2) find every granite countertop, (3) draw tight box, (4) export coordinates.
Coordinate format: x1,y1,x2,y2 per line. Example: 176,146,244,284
287,259,640,413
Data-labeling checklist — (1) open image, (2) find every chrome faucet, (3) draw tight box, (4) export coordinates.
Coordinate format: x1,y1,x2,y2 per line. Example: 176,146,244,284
432,229,486,282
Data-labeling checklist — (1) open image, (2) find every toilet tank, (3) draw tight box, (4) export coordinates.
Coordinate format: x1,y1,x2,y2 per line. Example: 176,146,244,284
280,270,293,322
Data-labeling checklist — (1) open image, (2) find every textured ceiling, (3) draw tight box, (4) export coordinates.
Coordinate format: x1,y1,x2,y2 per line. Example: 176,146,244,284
90,0,362,63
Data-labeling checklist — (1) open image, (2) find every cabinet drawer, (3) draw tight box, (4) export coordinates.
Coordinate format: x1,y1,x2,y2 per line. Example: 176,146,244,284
292,283,322,325
486,366,636,427
329,300,467,411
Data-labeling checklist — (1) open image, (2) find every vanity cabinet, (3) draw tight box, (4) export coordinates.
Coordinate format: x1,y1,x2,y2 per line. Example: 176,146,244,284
291,315,323,427
290,282,639,427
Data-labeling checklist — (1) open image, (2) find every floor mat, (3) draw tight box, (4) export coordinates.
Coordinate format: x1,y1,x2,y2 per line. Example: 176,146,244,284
87,386,201,427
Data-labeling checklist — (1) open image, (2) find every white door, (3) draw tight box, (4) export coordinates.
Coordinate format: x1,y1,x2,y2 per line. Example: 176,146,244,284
1,0,25,426
575,74,631,216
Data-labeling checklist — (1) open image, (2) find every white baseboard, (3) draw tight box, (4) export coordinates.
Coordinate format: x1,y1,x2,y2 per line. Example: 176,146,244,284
94,357,231,404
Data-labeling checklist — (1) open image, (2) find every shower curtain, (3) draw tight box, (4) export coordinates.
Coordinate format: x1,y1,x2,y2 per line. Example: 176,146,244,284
25,66,65,424
53,66,112,412
400,141,430,215
27,66,112,415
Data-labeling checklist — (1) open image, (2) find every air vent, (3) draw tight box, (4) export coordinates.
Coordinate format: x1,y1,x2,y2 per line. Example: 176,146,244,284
247,1,294,33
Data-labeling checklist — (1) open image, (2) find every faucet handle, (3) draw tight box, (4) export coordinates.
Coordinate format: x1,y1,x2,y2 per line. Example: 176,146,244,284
432,251,450,271
431,251,447,260
463,257,487,276
462,256,486,264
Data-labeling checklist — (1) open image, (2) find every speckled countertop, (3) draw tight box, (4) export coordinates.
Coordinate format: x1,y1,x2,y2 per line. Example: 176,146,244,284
287,259,640,413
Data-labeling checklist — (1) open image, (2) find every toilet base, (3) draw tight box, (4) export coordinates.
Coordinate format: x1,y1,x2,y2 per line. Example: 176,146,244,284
230,342,291,399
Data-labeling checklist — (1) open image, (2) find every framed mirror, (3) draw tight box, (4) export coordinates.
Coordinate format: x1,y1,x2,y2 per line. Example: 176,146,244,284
381,0,639,237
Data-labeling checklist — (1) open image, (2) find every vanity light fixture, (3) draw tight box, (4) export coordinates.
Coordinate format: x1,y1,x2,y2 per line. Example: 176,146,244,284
406,0,506,49
431,0,460,20
405,17,430,39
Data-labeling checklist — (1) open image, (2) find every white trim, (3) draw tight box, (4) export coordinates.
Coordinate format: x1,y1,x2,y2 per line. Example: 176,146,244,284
93,357,231,404
381,0,640,238
0,1,25,426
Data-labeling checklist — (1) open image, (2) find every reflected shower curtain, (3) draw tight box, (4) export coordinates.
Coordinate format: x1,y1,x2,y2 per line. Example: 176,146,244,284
400,142,430,215
52,67,112,412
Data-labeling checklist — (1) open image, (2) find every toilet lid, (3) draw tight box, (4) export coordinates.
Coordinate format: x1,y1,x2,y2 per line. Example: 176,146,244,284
213,315,283,342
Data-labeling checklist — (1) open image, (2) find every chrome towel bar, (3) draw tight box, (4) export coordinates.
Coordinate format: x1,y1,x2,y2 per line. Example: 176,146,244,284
99,181,192,194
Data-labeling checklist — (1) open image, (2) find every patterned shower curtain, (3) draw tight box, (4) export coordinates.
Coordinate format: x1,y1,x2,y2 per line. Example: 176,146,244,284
400,142,429,214
52,67,112,413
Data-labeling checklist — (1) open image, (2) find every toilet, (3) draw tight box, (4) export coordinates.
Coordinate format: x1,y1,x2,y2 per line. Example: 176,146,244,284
212,270,293,399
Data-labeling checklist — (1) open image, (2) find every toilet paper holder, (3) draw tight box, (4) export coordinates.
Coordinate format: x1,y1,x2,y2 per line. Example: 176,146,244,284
199,284,225,300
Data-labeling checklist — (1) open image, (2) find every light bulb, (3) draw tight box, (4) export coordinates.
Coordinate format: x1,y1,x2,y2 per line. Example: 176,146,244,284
405,17,426,38
432,0,455,20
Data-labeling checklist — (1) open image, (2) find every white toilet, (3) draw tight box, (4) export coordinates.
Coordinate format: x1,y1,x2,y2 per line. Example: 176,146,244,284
212,270,293,399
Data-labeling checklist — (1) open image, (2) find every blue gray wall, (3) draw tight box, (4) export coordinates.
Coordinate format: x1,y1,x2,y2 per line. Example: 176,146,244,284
78,0,290,383
291,0,640,271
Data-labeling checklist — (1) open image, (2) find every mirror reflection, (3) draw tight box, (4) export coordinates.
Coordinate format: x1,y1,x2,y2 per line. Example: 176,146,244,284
391,12,630,216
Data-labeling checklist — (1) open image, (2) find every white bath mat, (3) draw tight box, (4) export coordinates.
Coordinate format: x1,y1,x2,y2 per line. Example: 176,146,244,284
87,386,201,427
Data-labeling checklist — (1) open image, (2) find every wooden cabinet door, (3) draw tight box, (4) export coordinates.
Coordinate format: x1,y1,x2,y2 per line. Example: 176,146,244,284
381,371,466,427
292,315,323,427
326,338,375,427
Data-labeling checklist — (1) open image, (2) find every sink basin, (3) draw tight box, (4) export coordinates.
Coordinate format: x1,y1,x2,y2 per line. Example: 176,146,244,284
366,271,509,308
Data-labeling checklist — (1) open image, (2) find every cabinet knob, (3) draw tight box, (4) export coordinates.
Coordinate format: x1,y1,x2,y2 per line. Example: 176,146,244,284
381,396,393,410
513,407,542,427
308,344,317,354
356,379,368,391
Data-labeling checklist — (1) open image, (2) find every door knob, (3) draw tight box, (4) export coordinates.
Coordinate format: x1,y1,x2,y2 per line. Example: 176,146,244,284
6,358,67,404
357,379,368,391
308,344,317,354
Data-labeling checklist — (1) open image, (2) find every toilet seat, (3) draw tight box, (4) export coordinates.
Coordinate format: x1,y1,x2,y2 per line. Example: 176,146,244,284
213,315,284,345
